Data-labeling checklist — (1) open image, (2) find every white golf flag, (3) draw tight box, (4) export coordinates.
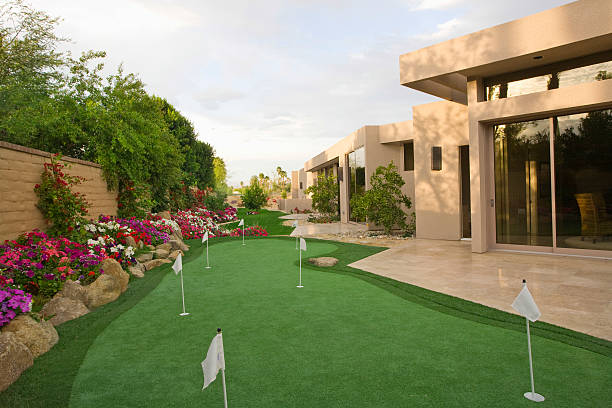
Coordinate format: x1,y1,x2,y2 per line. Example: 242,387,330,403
512,283,541,322
172,253,182,275
202,231,209,243
202,333,225,390
238,219,244,226
292,220,298,228
300,238,307,251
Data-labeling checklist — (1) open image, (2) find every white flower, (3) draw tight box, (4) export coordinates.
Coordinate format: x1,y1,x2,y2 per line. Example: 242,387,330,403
97,227,106,233
110,246,119,253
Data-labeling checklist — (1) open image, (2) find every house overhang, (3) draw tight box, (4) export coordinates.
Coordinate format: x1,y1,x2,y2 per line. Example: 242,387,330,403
399,0,612,103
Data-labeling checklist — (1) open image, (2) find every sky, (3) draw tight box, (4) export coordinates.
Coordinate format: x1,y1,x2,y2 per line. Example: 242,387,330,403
29,0,573,187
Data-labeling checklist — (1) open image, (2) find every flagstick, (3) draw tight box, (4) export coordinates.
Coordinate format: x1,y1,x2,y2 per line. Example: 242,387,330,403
221,366,228,408
524,317,544,402
242,224,245,246
179,269,189,316
205,238,211,269
295,236,298,250
297,241,303,288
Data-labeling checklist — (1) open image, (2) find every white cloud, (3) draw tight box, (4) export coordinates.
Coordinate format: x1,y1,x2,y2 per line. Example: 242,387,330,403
194,88,245,110
410,0,465,11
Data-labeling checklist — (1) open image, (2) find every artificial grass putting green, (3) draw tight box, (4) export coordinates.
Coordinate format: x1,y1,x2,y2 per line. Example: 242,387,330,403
224,208,293,236
3,237,610,407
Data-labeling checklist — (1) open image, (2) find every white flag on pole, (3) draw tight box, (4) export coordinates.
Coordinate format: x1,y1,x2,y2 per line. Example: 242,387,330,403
202,231,209,243
512,283,541,322
292,220,298,228
172,253,182,275
238,219,244,226
300,238,307,251
202,333,225,390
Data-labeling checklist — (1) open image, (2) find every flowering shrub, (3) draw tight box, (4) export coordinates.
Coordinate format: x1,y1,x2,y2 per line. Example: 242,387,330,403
34,154,90,237
171,208,226,239
0,276,33,327
0,231,105,299
97,216,172,246
230,226,268,237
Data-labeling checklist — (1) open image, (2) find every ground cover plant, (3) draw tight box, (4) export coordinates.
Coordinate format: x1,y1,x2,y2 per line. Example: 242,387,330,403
2,237,610,407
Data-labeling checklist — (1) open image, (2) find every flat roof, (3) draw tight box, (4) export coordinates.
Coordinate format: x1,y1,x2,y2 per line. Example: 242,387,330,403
399,0,612,102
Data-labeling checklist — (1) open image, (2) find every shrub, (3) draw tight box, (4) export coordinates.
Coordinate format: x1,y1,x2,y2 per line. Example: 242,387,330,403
242,180,268,210
34,154,90,237
350,162,414,234
306,174,338,217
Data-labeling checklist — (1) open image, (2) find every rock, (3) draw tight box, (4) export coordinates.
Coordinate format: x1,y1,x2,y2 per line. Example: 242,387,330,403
136,253,153,263
84,274,121,309
171,230,184,241
125,235,137,248
40,297,89,326
308,257,339,267
169,239,189,252
138,240,144,249
59,279,88,305
156,243,172,251
99,258,129,293
154,248,170,259
168,250,184,260
158,211,171,220
0,332,33,392
143,258,172,271
145,245,155,251
129,266,145,278
2,315,59,358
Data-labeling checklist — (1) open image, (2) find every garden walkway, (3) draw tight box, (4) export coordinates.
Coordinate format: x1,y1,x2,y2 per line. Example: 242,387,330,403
348,239,612,341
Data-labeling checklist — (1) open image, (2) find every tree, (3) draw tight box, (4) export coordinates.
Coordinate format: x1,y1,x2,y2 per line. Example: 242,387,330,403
306,174,339,217
242,179,267,210
350,162,414,234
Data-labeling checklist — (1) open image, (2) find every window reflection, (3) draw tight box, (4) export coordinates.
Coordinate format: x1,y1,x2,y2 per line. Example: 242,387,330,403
348,147,365,222
486,59,611,101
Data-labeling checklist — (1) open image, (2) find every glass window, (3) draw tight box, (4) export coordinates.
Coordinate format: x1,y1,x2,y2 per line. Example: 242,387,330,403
494,119,552,247
403,141,414,171
554,109,612,251
431,146,442,171
485,59,612,101
348,147,366,222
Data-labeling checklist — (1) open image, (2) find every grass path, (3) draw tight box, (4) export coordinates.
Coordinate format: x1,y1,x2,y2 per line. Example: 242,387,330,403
64,238,610,408
223,208,294,235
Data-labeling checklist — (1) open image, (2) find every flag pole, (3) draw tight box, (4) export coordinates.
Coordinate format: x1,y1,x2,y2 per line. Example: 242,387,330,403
218,328,228,408
179,269,189,316
295,236,298,250
521,279,544,402
205,237,211,269
297,238,303,288
242,224,245,246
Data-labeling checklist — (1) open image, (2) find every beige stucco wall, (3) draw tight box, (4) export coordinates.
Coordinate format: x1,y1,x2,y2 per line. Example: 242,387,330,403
278,198,312,212
0,142,118,242
291,169,310,199
413,101,469,240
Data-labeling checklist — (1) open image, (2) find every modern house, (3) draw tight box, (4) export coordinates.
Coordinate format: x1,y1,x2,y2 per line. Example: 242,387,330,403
298,0,611,258
302,101,470,240
400,0,611,257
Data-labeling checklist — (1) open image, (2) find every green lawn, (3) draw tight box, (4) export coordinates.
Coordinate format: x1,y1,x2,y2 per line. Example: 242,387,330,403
2,237,610,407
224,208,293,235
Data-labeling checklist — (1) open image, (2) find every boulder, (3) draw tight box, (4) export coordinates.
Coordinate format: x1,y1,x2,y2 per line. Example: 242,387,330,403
59,279,88,305
99,258,129,293
168,250,184,260
143,258,171,271
136,253,153,263
156,243,172,252
158,211,171,220
145,245,155,251
138,240,144,249
84,274,121,309
169,239,190,252
154,248,170,259
128,262,145,278
0,332,33,392
2,315,58,358
40,297,89,326
125,235,137,248
308,257,339,267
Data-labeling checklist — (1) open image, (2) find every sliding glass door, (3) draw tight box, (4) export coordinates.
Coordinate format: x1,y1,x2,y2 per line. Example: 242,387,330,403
492,108,612,255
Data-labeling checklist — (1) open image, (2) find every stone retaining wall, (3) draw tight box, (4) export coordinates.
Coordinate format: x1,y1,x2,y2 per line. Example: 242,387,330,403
0,142,117,242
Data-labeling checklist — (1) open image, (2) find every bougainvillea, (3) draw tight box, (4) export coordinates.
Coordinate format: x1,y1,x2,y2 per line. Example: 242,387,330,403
34,154,91,237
